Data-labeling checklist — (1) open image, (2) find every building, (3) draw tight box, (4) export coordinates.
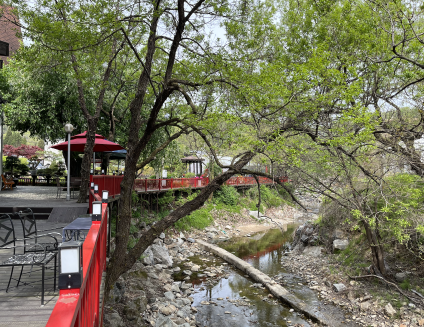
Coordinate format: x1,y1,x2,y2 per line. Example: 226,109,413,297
0,5,22,67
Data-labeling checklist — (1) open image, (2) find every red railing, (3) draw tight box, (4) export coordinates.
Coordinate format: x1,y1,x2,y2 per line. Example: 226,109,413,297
93,175,124,198
89,175,286,196
46,190,107,327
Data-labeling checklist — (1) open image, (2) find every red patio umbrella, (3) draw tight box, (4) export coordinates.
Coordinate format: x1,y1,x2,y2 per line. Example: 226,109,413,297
51,131,125,174
50,131,124,152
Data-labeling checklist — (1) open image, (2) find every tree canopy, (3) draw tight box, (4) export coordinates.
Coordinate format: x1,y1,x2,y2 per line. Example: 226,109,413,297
1,0,423,288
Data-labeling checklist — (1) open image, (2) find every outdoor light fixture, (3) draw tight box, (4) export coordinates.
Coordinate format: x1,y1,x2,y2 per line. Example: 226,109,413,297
101,169,105,174
58,240,83,290
64,123,74,201
94,184,99,194
102,190,109,203
90,169,94,175
112,170,115,175
91,182,94,190
92,201,102,221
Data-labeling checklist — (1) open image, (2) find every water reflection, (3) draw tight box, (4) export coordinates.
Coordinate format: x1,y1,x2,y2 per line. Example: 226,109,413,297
174,226,356,327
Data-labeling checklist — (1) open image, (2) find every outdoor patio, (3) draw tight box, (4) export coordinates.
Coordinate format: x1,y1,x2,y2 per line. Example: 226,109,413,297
0,185,85,207
0,219,63,327
0,186,90,326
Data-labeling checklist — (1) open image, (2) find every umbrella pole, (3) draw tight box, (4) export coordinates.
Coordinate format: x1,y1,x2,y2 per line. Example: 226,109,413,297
118,159,120,173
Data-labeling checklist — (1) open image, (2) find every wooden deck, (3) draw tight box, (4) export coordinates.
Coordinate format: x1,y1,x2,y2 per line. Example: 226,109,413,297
0,220,64,327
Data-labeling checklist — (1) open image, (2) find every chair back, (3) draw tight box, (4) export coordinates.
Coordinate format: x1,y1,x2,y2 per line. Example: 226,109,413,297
18,208,38,249
0,214,16,254
1,174,7,183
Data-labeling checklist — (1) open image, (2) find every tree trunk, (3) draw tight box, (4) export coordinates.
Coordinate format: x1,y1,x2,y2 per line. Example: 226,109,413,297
105,151,255,299
62,151,82,177
362,220,386,276
77,118,98,203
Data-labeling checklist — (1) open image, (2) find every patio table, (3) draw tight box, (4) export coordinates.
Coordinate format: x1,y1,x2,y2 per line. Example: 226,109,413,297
62,216,92,242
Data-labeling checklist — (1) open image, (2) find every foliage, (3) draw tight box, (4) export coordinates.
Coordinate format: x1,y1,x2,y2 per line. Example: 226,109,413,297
213,185,240,206
4,156,29,175
131,191,139,206
2,144,43,159
3,129,26,147
246,185,285,209
174,206,213,231
184,172,196,178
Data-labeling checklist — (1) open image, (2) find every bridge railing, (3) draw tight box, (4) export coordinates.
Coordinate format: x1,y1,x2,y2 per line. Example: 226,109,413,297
91,175,285,196
46,190,107,327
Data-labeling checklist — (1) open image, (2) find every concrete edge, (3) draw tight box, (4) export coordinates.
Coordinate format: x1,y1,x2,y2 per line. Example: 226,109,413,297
195,239,334,326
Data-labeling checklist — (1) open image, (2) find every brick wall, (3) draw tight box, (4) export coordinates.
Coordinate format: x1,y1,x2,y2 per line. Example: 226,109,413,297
0,6,21,65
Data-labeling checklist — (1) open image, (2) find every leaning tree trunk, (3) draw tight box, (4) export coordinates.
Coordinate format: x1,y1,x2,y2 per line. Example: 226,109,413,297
105,151,255,298
77,118,98,203
362,219,386,276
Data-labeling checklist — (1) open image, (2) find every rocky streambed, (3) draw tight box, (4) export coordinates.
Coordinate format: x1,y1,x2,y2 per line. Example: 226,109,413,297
103,202,423,327
104,227,356,327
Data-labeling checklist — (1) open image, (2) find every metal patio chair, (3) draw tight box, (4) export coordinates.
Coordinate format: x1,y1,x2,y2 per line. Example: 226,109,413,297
0,214,57,305
17,208,62,253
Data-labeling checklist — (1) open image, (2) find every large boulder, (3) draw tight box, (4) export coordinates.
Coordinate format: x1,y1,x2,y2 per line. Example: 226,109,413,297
123,301,139,321
333,239,349,252
104,310,124,327
155,315,178,327
395,272,407,282
150,244,173,267
108,277,126,303
142,247,154,265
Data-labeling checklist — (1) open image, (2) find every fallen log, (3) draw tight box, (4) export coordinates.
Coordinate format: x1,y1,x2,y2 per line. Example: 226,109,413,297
196,239,343,326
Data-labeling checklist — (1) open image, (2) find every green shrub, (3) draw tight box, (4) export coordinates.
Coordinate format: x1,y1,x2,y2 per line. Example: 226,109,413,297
174,207,213,230
399,279,411,290
213,185,240,206
132,191,139,205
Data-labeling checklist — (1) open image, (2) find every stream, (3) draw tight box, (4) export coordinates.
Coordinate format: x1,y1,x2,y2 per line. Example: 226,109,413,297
174,225,360,327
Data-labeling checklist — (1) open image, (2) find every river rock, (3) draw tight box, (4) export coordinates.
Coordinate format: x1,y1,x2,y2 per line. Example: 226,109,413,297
187,237,195,243
334,229,346,239
108,277,126,303
104,310,124,327
206,232,215,239
303,246,322,257
205,227,218,233
156,315,178,326
332,283,347,292
171,283,181,292
142,247,154,265
150,244,173,267
384,303,396,317
308,235,320,245
333,239,349,252
164,291,175,301
123,301,139,321
304,227,314,235
395,272,407,282
191,265,200,272
159,232,165,239
300,234,309,244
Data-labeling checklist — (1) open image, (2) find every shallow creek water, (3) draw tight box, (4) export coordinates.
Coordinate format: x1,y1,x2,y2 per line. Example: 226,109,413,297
174,226,357,327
